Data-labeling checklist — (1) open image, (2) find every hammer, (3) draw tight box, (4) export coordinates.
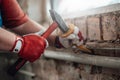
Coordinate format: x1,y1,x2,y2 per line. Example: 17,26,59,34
7,10,91,76
49,10,91,53
7,21,58,76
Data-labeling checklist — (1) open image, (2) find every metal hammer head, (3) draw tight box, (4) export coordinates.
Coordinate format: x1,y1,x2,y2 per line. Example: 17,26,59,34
49,10,69,33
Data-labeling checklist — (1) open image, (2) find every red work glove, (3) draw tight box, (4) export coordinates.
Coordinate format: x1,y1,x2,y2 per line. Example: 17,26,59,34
10,34,47,62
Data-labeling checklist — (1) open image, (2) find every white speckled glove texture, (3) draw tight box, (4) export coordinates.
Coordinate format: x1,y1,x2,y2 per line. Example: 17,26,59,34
59,25,84,48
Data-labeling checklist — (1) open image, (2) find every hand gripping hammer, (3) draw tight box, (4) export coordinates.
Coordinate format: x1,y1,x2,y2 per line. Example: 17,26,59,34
7,10,91,76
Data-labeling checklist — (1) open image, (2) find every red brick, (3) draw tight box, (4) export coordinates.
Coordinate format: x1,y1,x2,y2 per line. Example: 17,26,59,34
86,42,115,56
102,13,117,40
116,16,120,37
32,59,59,80
74,17,87,39
87,16,101,40
65,18,75,24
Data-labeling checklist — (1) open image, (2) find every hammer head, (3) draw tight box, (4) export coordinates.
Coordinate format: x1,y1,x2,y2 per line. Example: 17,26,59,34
49,10,69,33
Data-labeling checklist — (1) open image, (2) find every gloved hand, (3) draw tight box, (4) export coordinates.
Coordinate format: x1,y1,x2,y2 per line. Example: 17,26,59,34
10,34,47,62
55,24,84,49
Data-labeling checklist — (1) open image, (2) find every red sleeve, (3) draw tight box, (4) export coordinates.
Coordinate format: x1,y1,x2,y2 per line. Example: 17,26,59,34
1,0,28,28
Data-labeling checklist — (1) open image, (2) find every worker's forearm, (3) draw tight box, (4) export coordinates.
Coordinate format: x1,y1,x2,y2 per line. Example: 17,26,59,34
11,19,56,46
11,19,45,35
0,28,16,51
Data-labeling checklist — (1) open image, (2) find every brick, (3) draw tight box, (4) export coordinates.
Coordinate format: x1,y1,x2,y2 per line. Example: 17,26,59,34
115,50,120,57
102,68,120,76
114,44,120,57
56,61,80,80
32,59,59,80
65,18,75,24
81,70,104,80
102,13,117,40
74,17,87,39
116,16,120,37
87,16,101,40
86,42,115,56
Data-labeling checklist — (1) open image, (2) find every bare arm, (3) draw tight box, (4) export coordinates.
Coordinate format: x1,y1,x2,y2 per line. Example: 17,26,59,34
0,0,56,50
11,19,44,35
0,28,16,51
11,18,56,46
0,18,56,51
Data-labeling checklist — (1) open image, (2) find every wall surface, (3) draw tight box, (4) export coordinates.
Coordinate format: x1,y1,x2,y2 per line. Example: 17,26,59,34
31,4,120,80
18,0,48,23
0,2,120,80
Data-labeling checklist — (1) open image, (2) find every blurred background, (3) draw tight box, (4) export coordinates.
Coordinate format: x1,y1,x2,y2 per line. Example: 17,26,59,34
17,0,120,24
0,0,120,80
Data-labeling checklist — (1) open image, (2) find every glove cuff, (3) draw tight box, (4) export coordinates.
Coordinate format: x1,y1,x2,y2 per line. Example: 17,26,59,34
35,29,45,35
10,36,23,54
44,38,49,48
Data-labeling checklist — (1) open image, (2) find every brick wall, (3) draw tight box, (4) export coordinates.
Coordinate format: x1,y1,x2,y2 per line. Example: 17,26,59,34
7,3,119,80
31,5,120,80
65,11,120,41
